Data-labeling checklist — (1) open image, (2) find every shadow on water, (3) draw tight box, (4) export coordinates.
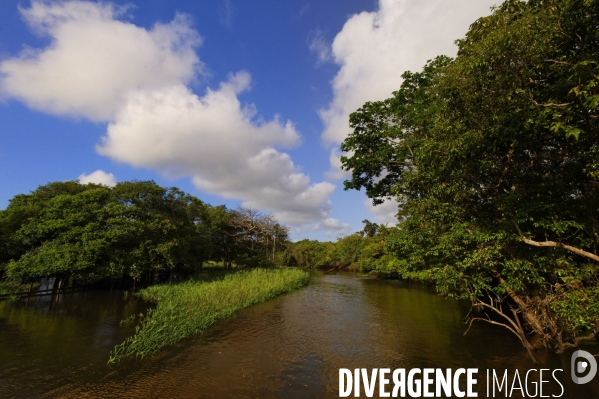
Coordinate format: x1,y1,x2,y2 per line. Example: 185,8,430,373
0,271,598,398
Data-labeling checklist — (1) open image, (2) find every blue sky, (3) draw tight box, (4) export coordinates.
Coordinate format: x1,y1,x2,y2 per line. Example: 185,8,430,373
0,0,497,240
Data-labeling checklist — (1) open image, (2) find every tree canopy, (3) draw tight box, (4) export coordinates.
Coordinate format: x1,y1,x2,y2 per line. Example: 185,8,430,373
0,180,289,285
340,0,599,360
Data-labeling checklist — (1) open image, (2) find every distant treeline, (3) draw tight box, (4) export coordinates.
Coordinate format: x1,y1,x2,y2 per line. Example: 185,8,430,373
0,180,289,288
282,220,399,276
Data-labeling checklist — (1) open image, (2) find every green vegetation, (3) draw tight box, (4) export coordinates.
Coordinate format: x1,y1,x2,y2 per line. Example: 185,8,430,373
0,281,38,297
341,0,599,361
0,180,309,362
282,220,401,276
108,267,310,363
0,180,290,288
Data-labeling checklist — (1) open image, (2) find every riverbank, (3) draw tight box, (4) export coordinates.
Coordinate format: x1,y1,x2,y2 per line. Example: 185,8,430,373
108,267,310,363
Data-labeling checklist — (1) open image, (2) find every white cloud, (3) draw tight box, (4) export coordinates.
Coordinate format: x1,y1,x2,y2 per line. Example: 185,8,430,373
78,170,116,187
289,216,353,241
324,147,351,181
0,1,336,228
314,217,351,232
97,72,335,225
321,0,497,146
0,1,202,121
364,198,398,226
308,29,332,64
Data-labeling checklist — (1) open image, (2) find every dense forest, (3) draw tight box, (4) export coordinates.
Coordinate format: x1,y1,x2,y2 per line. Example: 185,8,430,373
0,180,289,290
340,0,599,360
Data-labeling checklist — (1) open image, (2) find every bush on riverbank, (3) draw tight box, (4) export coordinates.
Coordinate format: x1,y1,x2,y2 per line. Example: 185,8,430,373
108,267,310,363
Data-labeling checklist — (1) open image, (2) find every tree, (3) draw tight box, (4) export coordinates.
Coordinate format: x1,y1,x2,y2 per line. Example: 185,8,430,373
1,181,212,284
108,181,211,281
358,224,401,276
360,219,379,238
341,0,599,361
334,234,366,266
282,239,336,268
229,206,289,267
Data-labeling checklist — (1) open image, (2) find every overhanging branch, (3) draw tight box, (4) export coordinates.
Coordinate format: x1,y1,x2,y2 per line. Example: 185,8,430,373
511,220,599,263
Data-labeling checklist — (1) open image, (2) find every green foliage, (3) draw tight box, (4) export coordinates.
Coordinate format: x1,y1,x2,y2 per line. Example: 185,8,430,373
282,221,400,275
355,225,402,277
341,0,599,353
0,280,38,296
0,181,291,284
282,239,336,268
1,181,208,281
359,219,379,238
108,267,310,362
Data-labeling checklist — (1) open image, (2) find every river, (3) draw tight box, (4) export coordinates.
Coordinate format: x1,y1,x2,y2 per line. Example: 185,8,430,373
1,271,598,398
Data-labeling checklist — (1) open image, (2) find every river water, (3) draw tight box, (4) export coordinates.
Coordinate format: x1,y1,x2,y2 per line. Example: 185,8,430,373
1,272,598,398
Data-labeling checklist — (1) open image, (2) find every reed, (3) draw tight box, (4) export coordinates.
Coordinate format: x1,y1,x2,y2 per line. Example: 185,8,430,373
109,267,310,363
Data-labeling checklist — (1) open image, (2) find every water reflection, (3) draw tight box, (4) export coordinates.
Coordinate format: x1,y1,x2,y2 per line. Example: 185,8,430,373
0,272,597,398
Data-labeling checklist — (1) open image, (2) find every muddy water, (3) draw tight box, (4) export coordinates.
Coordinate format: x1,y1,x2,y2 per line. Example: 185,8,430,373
0,272,598,398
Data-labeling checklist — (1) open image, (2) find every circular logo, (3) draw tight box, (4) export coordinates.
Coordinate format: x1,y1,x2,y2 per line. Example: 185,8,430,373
571,350,597,384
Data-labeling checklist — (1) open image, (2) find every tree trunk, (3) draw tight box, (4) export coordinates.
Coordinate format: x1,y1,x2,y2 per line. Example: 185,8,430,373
468,296,538,363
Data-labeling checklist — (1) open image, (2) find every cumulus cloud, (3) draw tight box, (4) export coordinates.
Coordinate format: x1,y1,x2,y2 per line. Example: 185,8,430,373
314,217,351,232
78,170,117,187
324,147,351,181
321,0,497,145
1,1,335,227
0,1,202,121
98,72,335,224
290,216,352,240
364,198,398,226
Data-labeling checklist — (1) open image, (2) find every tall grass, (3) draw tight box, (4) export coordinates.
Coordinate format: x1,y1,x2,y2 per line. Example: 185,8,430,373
109,267,310,363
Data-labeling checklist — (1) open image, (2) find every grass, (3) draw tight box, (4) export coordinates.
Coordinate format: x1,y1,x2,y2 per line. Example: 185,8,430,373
108,267,310,363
